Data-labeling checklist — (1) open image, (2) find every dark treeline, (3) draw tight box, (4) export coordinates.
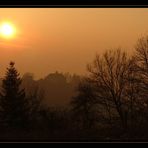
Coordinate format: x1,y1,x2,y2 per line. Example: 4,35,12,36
1,35,148,141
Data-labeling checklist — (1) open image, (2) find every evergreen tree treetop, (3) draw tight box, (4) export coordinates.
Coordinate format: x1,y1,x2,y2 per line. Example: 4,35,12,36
0,61,29,129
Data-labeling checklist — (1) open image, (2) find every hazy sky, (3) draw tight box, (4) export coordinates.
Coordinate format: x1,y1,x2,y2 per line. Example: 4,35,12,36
0,8,148,79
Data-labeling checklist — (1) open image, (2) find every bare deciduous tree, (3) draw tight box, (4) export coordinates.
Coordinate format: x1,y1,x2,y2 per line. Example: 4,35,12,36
87,49,135,129
133,35,148,122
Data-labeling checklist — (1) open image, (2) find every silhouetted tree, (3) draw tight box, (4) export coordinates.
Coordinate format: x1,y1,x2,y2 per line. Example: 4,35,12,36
87,49,136,129
39,107,70,135
133,35,148,126
134,35,148,96
71,78,98,130
0,62,29,130
27,86,45,131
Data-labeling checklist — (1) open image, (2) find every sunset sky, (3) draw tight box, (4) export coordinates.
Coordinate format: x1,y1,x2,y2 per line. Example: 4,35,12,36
0,8,148,79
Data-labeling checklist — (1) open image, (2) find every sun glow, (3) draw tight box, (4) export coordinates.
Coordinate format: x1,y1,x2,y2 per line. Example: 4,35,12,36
0,22,16,39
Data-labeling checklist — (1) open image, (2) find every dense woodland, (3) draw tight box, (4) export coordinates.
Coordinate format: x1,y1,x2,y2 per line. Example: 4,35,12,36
1,36,148,141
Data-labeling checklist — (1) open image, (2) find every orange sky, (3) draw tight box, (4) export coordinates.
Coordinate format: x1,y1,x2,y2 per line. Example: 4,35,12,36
0,8,148,79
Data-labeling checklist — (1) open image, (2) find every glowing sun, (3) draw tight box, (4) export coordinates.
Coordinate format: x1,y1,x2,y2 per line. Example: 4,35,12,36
0,22,16,39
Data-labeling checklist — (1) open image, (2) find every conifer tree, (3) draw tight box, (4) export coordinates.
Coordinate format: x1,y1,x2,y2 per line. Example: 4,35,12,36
0,62,29,130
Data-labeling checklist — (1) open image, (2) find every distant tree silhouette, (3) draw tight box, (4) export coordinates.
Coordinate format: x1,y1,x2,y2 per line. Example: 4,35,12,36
71,78,98,129
33,72,80,106
27,86,45,131
39,107,70,135
0,62,29,130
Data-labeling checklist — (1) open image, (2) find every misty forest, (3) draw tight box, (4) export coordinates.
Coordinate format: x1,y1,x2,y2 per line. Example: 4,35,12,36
1,35,148,141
